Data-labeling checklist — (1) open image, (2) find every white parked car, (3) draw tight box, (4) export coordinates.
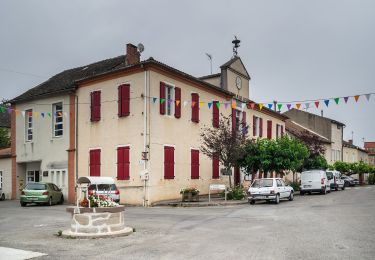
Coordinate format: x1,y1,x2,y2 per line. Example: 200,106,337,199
300,170,331,195
326,170,345,191
248,178,294,205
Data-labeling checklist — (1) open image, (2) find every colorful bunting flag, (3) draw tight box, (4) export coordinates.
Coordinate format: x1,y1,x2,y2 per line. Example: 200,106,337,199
334,98,339,105
324,100,330,107
21,111,25,117
296,103,301,109
191,102,196,108
41,112,45,118
48,112,51,117
259,104,264,110
175,100,180,107
344,97,349,103
365,94,371,101
224,103,229,109
216,102,221,109
304,103,310,109
207,102,212,109
232,102,236,109
314,101,319,108
287,104,292,110
160,98,165,104
354,95,360,102
152,97,157,104
241,103,246,110
277,104,283,110
268,104,273,110
199,102,204,108
250,103,255,109
183,101,188,107
0,107,4,113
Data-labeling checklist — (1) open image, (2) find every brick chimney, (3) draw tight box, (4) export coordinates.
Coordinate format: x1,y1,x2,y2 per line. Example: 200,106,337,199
348,139,353,145
125,43,140,65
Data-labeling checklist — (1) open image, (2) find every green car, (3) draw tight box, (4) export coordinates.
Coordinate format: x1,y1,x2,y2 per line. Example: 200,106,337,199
20,182,64,207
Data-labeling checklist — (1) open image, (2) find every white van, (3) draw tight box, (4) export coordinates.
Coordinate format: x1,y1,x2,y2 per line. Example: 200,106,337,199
326,170,345,191
300,170,331,195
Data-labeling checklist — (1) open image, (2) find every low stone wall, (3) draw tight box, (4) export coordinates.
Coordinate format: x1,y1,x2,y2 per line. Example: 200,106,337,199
64,206,132,238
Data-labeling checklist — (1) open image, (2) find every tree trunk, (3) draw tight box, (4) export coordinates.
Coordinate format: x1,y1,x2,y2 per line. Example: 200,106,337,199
227,167,232,188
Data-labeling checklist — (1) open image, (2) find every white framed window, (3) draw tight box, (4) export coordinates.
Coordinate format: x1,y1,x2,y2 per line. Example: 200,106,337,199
235,110,242,131
276,124,283,138
254,117,260,137
53,102,63,137
165,85,175,116
25,109,33,142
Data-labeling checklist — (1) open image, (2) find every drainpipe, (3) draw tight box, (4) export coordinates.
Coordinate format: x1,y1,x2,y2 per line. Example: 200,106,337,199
75,95,79,196
143,68,149,207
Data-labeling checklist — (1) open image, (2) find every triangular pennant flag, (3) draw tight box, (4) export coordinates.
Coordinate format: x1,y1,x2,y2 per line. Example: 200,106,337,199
48,112,51,117
232,102,236,109
207,102,212,109
287,104,292,110
191,102,196,108
344,97,349,103
305,103,310,109
216,102,221,109
167,99,172,105
175,100,180,107
268,104,273,110
0,107,4,113
160,98,165,104
21,111,25,117
15,110,19,117
259,104,263,110
241,103,246,110
365,94,371,101
324,100,330,107
250,103,255,109
277,104,283,110
334,98,339,105
314,101,320,108
224,103,229,109
7,108,12,114
354,95,360,102
152,97,157,104
199,102,204,108
183,101,188,107
296,103,301,109
41,112,45,118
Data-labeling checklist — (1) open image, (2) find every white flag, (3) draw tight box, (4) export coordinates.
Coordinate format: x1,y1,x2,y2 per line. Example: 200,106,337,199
21,111,25,117
365,94,371,101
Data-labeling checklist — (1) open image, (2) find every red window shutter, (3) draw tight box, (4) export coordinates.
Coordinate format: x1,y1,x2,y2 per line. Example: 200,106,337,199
259,118,263,137
174,87,181,118
89,149,101,176
212,154,219,179
267,120,272,139
91,91,101,122
213,101,219,128
90,92,94,121
160,82,165,115
191,93,199,123
253,116,256,136
276,124,279,138
164,146,174,179
232,108,236,133
281,125,284,137
191,149,200,179
118,84,130,117
117,147,130,180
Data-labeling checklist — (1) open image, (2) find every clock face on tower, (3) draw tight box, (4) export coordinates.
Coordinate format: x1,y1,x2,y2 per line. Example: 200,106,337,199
236,76,242,90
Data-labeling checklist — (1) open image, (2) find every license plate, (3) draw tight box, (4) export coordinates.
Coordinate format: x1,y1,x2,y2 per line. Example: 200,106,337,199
256,196,266,199
304,185,311,188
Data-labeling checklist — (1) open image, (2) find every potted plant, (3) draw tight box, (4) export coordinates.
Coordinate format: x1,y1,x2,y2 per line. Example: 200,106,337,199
180,187,200,202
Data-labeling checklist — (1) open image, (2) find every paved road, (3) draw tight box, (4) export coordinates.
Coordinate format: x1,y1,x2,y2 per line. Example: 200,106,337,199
0,186,374,260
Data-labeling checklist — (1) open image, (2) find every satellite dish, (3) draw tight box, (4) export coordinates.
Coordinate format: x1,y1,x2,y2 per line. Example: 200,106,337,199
137,43,145,53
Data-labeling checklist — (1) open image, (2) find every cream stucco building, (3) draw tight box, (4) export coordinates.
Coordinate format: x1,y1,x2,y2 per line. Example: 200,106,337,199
10,43,287,205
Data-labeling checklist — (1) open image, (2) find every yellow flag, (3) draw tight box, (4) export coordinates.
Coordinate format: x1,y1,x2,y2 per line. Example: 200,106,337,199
259,103,263,110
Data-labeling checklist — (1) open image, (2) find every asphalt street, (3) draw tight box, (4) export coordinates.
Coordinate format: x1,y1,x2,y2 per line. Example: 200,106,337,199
0,186,374,260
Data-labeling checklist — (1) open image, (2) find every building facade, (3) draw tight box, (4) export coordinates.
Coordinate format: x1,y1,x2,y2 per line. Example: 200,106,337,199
343,140,369,164
364,142,375,166
10,43,287,205
283,109,345,165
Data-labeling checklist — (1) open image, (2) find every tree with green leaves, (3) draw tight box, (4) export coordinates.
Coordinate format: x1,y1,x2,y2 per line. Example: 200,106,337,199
0,127,10,148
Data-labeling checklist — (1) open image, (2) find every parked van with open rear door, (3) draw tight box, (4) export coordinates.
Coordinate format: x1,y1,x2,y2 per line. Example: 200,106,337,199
300,170,331,195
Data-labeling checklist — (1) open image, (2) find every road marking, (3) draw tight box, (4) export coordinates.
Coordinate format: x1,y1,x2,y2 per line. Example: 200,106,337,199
0,247,47,260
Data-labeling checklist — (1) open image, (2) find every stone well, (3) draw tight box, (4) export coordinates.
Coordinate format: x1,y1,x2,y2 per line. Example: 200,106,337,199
62,206,133,238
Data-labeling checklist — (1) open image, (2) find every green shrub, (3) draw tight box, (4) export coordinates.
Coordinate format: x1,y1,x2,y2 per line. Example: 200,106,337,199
222,186,246,200
288,181,300,191
368,174,375,185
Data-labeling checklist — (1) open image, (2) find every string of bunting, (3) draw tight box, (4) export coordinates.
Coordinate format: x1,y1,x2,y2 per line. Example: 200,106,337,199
0,92,373,118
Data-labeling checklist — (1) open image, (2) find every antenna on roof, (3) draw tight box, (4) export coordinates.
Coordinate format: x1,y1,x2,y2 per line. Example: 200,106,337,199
137,43,145,54
205,53,213,74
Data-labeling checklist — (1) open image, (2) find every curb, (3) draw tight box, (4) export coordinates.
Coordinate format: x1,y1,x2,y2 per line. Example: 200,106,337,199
153,200,249,207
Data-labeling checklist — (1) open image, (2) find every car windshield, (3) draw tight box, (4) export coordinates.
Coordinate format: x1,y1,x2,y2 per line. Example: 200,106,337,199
26,183,47,190
326,172,333,180
252,179,273,188
89,184,116,191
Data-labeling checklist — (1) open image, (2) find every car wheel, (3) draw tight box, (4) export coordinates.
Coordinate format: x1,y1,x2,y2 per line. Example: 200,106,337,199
342,186,345,190
275,194,280,204
20,202,27,207
288,192,294,201
250,200,255,205
1,194,4,201
48,197,52,206
58,195,64,205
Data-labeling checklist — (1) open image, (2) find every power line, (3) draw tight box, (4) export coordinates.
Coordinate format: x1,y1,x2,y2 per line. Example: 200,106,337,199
0,67,46,79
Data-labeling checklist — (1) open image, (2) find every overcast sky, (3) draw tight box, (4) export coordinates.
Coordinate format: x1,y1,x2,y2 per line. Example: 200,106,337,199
0,0,374,146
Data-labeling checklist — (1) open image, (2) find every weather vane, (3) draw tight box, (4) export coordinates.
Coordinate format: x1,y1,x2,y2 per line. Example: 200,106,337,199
232,36,241,56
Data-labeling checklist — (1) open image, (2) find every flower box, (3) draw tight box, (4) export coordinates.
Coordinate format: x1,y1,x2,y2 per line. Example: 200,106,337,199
180,187,200,202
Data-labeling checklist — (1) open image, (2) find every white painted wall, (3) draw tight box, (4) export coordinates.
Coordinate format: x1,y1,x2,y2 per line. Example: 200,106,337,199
0,157,11,199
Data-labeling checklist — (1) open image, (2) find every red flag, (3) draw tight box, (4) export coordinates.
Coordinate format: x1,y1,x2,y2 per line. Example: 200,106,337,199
314,101,320,108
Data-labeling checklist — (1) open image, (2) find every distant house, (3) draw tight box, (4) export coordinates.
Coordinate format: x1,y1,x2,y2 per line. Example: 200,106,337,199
0,111,11,199
343,140,369,164
283,109,345,165
364,142,375,166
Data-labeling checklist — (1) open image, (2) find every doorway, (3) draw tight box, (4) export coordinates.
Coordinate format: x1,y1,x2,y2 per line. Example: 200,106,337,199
26,171,40,184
